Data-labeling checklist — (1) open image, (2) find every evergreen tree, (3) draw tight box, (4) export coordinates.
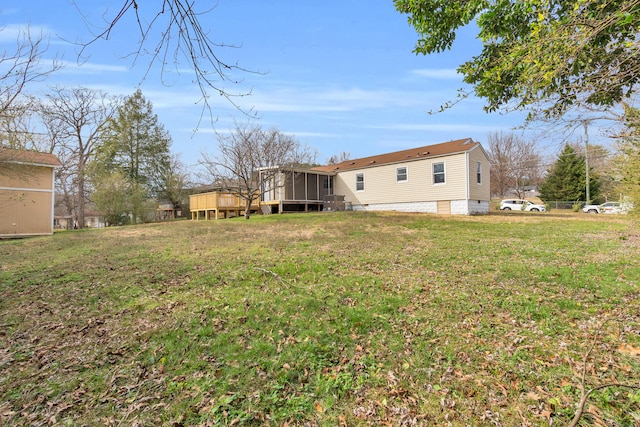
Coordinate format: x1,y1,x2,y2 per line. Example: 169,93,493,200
539,145,601,203
91,90,171,223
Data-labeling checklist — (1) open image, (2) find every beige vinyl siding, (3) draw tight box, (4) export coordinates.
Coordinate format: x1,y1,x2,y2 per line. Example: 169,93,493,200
335,153,470,205
0,165,53,190
467,145,491,201
0,190,54,235
0,165,56,236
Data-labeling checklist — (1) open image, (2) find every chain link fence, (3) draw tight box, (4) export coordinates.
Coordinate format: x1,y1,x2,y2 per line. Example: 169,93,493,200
545,201,583,210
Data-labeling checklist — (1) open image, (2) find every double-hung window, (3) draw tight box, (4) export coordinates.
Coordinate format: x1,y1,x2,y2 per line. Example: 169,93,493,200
476,162,482,184
396,167,407,183
356,173,364,191
433,162,445,184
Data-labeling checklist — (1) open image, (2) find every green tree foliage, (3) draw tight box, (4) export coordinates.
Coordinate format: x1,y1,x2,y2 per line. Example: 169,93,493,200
91,89,171,223
90,171,130,226
97,90,171,196
615,105,640,215
394,0,640,117
90,171,154,226
539,145,601,202
157,154,191,210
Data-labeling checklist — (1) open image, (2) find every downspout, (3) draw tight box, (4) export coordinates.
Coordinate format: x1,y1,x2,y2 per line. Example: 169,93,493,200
465,152,470,209
464,151,471,215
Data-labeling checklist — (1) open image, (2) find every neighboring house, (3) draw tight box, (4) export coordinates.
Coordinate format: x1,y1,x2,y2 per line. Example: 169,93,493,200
156,203,184,221
312,138,491,215
83,210,106,228
54,210,106,229
0,147,61,237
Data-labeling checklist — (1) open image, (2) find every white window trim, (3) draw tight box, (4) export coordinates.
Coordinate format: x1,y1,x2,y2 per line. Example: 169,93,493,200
396,166,408,183
432,161,445,185
356,173,365,192
476,161,482,185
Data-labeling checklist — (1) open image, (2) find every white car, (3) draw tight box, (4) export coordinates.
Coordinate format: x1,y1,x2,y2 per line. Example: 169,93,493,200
499,199,546,212
582,201,630,214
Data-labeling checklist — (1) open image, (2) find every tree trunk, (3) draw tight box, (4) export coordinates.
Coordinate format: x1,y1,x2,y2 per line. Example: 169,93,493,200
244,198,252,220
77,167,86,228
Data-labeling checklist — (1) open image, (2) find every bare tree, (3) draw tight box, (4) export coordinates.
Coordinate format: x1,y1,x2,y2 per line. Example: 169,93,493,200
0,97,45,150
326,151,351,165
1,26,61,173
199,123,316,219
1,27,61,117
487,132,543,199
74,1,258,119
39,87,117,228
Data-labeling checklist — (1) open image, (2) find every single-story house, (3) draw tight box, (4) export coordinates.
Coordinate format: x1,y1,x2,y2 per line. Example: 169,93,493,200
312,138,490,215
0,147,61,237
156,203,184,221
54,210,106,229
191,138,490,219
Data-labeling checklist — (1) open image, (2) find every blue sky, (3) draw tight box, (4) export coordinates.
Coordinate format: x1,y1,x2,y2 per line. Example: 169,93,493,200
2,1,605,168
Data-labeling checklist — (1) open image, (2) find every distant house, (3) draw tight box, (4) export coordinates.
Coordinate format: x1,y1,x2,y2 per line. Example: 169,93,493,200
54,210,106,229
0,147,61,237
312,138,491,215
191,138,491,219
156,203,184,221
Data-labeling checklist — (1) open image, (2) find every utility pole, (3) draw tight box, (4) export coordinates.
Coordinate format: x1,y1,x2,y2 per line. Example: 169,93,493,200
583,121,591,205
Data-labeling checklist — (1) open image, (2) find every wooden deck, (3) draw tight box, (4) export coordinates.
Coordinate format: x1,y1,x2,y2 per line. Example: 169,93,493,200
189,192,260,220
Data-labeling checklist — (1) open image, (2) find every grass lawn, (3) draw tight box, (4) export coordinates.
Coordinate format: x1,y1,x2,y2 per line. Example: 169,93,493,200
1,211,639,426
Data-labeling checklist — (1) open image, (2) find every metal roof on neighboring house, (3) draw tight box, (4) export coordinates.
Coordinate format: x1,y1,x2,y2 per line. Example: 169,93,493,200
0,147,62,167
312,138,481,173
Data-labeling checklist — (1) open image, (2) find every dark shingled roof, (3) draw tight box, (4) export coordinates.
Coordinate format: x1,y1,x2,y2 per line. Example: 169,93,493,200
312,138,479,173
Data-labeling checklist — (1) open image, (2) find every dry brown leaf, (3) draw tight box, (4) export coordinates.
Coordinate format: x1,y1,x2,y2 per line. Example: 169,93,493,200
618,343,640,356
526,391,541,401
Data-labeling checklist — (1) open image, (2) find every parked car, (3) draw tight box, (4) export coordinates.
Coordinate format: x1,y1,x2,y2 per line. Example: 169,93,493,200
499,199,546,212
582,201,630,214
